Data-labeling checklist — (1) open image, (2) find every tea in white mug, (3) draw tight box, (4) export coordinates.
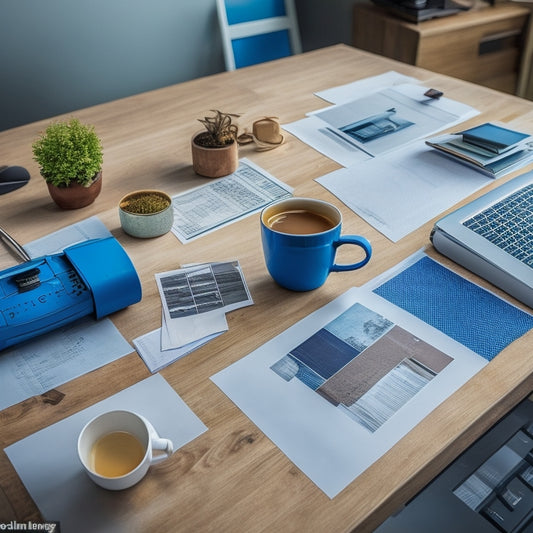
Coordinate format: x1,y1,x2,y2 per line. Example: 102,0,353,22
78,409,174,490
90,430,145,478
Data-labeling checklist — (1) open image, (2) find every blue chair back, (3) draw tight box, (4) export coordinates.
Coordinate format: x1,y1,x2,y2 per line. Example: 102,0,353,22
217,0,302,70
225,0,286,24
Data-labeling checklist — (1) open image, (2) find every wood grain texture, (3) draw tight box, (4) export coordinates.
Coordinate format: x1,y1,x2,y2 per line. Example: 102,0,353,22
1,45,532,532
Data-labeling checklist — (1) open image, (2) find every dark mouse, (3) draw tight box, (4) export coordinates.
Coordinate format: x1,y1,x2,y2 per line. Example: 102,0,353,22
0,165,30,195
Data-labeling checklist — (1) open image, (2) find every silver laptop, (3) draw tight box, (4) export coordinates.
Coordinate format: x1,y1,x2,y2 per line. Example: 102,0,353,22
431,170,533,308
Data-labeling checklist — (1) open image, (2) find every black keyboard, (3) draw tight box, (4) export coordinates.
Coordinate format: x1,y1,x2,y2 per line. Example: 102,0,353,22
455,426,533,532
376,396,533,533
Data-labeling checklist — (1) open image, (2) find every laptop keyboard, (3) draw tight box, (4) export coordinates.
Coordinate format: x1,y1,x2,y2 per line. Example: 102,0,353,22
463,184,533,267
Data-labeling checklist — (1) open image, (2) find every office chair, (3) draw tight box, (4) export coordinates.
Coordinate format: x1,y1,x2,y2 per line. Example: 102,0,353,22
216,0,302,71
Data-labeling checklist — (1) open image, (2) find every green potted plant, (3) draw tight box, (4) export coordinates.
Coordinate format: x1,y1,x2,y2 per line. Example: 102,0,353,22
119,190,174,238
32,117,103,209
191,110,240,178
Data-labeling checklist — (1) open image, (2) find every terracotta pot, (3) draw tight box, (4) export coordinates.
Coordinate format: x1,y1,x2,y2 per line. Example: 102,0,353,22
46,171,103,209
191,132,238,178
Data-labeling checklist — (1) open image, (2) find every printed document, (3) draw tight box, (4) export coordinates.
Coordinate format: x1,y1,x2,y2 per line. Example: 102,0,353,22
284,81,479,167
317,140,492,242
155,260,253,350
171,158,292,243
0,317,133,410
134,261,253,372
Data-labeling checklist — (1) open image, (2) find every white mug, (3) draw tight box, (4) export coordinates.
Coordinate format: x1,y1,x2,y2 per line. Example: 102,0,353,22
77,409,174,490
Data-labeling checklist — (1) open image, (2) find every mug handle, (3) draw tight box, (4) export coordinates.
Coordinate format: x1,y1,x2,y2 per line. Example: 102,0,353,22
150,437,174,464
331,235,372,272
142,416,174,464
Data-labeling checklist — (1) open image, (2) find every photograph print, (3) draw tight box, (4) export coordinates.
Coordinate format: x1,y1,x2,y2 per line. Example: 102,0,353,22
158,261,251,318
271,303,453,433
315,86,460,157
339,108,413,143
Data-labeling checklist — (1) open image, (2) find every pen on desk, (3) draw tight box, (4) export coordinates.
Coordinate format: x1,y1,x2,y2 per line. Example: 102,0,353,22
0,226,31,262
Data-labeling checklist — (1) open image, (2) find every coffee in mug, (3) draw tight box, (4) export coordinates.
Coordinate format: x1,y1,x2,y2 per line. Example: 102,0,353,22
265,209,335,235
261,197,372,291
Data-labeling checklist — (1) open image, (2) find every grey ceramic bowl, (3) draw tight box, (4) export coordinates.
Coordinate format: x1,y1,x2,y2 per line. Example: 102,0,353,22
119,190,174,238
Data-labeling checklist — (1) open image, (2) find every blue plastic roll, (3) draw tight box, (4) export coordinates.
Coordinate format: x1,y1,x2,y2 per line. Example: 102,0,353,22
64,237,142,319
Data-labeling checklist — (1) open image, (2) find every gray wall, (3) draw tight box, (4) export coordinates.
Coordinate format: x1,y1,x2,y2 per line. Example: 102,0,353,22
296,0,358,52
1,0,357,132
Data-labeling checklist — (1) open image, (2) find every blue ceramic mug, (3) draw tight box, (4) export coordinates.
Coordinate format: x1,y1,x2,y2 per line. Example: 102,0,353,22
261,197,372,291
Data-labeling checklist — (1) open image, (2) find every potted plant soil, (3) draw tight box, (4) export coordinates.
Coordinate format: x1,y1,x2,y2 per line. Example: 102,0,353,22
32,118,103,209
191,110,240,178
119,190,174,238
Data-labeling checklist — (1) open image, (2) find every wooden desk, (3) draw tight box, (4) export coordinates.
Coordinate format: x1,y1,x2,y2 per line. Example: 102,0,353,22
1,45,532,532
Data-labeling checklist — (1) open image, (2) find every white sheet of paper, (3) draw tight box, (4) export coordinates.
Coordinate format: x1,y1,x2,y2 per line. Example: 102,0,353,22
314,70,419,104
5,374,207,533
317,141,493,242
133,327,222,373
0,317,134,410
161,308,228,350
211,287,486,499
24,216,112,257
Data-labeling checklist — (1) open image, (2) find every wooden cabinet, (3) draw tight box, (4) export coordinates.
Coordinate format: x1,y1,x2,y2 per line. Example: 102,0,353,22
353,2,531,95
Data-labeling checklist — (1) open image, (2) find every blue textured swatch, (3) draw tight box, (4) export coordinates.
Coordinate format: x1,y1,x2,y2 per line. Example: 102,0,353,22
373,256,533,361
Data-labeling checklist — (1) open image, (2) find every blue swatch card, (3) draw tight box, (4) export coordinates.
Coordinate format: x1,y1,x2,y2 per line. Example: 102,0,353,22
373,255,533,361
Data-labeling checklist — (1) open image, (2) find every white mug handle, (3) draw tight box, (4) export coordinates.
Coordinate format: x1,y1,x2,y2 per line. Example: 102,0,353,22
141,416,174,465
150,437,174,464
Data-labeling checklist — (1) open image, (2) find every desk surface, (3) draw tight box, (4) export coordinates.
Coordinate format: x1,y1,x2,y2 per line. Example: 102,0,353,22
1,45,532,532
